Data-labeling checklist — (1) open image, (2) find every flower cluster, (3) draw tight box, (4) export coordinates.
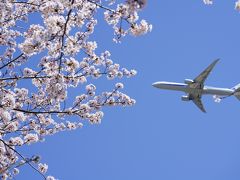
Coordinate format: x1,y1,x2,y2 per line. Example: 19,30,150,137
104,0,152,41
203,0,213,5
0,0,149,179
236,0,240,11
203,0,240,11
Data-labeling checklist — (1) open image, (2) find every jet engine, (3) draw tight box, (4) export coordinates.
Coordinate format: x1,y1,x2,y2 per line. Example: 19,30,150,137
184,79,194,84
181,95,190,101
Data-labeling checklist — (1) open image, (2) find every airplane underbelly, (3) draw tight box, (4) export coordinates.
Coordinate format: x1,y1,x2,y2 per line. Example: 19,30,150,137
185,88,202,94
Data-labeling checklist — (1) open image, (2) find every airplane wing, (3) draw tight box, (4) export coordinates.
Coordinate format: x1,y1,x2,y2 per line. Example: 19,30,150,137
192,95,206,113
187,59,219,113
193,59,219,85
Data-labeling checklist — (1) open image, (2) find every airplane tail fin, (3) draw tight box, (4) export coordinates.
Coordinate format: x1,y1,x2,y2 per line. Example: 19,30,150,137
232,83,240,100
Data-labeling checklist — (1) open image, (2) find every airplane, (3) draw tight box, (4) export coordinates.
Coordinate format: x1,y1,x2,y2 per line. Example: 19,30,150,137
152,59,240,112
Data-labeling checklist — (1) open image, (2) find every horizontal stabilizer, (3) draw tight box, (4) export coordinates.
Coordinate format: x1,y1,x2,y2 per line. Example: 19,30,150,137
234,92,240,101
232,83,240,100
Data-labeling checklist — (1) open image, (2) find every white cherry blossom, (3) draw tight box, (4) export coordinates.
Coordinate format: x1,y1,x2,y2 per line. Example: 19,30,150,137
236,0,240,11
38,163,48,174
203,0,213,5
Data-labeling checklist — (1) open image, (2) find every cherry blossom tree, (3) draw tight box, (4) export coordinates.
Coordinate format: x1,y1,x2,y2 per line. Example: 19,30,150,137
0,0,152,179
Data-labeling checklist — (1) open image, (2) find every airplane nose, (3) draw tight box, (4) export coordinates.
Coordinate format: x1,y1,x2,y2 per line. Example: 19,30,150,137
152,82,159,88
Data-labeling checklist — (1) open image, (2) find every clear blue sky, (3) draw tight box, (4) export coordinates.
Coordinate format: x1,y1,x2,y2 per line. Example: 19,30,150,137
19,1,240,179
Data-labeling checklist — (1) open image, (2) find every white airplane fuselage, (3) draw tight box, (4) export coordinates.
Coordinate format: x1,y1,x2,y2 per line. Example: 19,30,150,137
152,81,234,96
